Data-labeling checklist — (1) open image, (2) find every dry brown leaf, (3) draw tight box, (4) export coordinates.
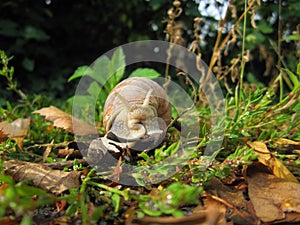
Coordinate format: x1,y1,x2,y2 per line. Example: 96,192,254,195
3,160,81,195
0,118,31,150
245,165,300,223
247,141,298,183
194,196,230,225
0,129,9,143
274,138,300,147
0,216,19,225
205,178,259,225
33,106,98,136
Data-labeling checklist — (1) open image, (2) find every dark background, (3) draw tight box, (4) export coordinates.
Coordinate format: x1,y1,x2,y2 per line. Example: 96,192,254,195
0,0,299,103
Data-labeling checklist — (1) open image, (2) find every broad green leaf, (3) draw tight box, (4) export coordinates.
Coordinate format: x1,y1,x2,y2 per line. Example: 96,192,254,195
129,68,161,79
68,95,96,108
107,47,125,91
297,63,300,76
68,66,91,82
91,55,110,85
87,81,102,99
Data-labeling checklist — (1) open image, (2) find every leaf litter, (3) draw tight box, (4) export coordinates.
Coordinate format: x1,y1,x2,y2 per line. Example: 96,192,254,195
0,108,299,224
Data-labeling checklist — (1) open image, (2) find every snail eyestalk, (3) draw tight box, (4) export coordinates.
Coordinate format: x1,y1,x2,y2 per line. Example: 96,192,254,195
115,91,131,110
142,89,153,107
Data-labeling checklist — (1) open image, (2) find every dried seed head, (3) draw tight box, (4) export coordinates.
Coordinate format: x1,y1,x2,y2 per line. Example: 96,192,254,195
194,17,201,24
167,8,174,17
173,0,181,8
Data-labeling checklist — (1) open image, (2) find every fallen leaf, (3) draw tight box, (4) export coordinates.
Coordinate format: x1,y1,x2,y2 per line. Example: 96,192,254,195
0,129,9,143
274,138,300,147
0,216,19,225
3,160,81,195
247,141,298,183
0,118,31,150
245,165,300,223
205,178,259,225
33,106,98,136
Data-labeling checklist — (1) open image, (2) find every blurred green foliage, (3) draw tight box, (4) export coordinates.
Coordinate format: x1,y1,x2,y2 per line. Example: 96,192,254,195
1,0,298,103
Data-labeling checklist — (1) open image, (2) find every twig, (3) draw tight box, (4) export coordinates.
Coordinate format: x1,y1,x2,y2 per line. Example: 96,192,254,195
44,159,87,169
205,193,259,225
24,141,71,151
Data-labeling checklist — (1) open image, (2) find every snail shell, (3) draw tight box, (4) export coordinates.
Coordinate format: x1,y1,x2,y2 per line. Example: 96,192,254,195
87,77,172,164
103,77,171,145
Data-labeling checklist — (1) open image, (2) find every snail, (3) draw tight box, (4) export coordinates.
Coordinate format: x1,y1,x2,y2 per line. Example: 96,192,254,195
87,77,172,164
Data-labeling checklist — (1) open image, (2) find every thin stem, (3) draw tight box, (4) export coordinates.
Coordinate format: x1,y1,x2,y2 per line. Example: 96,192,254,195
277,0,282,69
237,0,248,114
240,0,247,91
209,0,257,71
278,0,283,101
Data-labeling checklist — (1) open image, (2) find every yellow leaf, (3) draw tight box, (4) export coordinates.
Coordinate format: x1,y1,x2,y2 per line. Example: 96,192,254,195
247,141,298,183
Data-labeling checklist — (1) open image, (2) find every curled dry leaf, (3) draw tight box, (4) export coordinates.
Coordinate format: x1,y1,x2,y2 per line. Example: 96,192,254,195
3,160,81,195
33,106,98,136
247,141,298,183
0,118,31,150
245,165,300,223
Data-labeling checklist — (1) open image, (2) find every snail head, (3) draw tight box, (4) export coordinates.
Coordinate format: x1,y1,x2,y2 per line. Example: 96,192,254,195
107,88,166,151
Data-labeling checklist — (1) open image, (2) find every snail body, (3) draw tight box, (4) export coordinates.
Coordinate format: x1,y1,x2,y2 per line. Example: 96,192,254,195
104,77,171,141
88,77,172,163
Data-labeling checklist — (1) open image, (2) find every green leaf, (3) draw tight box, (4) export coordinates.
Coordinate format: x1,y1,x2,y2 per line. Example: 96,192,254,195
68,95,96,108
22,25,50,41
257,21,273,34
22,57,35,72
68,66,91,82
129,68,161,79
0,20,20,37
246,30,265,44
16,185,46,196
297,63,300,76
20,215,32,225
0,174,15,184
87,81,102,99
111,193,121,213
107,47,125,91
282,68,299,93
281,34,300,41
90,55,110,85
